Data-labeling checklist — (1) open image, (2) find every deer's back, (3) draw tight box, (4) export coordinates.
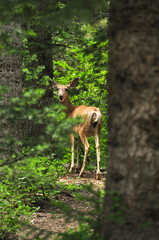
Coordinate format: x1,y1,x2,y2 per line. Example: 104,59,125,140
69,105,102,136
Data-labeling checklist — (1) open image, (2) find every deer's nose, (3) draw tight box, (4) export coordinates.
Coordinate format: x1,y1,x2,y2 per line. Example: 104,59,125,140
59,95,63,101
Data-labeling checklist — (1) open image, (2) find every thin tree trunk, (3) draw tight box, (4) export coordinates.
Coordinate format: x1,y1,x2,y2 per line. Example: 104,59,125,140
102,1,159,239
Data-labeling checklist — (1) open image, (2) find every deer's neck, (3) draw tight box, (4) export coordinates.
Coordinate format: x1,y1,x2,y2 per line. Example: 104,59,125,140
61,96,76,114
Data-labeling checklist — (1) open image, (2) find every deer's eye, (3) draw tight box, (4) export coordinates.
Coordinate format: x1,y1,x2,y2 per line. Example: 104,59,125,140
65,89,68,91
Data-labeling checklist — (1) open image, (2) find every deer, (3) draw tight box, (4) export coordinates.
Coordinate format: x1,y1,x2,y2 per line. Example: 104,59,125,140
52,77,102,180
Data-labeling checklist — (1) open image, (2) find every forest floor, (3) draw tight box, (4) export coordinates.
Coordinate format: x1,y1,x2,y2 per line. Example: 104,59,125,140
10,171,105,240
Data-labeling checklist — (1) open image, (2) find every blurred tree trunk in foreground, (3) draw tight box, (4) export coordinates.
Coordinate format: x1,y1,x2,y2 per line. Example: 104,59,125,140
102,1,159,239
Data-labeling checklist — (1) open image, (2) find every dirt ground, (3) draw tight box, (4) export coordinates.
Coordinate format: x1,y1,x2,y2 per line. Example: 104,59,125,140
10,172,105,240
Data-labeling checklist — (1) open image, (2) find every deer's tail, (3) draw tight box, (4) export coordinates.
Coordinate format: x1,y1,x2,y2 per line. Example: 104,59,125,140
89,109,102,128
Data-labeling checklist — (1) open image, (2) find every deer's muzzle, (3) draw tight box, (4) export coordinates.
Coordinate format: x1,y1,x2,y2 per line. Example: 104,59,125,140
59,95,63,101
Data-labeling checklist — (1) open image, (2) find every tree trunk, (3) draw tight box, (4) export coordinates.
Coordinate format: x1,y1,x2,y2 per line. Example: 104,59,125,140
24,28,54,138
0,23,23,159
102,1,159,239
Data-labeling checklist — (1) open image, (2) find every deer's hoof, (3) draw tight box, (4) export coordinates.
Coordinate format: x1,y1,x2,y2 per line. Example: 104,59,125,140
69,167,78,173
96,174,100,180
79,171,83,177
96,172,102,180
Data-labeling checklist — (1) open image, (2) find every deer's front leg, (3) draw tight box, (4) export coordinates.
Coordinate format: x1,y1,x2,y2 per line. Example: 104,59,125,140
69,134,75,173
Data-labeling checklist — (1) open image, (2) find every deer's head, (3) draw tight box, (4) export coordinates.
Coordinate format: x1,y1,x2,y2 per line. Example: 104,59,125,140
52,77,79,102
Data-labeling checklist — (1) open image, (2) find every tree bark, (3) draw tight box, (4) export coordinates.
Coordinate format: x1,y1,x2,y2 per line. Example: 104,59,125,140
0,23,23,159
102,1,159,239
24,28,54,138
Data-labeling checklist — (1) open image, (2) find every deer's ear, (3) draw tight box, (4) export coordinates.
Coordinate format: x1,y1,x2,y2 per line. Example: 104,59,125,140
52,80,58,88
68,77,80,88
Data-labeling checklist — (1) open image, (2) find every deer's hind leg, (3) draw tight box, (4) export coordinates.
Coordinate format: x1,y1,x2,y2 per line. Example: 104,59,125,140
79,131,90,177
95,126,101,180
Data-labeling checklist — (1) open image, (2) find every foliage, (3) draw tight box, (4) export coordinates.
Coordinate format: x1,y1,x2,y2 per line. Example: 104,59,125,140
0,87,80,166
0,0,108,238
0,58,81,237
0,175,34,238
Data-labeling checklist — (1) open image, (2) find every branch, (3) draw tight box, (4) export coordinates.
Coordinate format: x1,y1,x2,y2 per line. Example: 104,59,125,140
29,38,71,49
51,43,71,48
0,154,35,167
